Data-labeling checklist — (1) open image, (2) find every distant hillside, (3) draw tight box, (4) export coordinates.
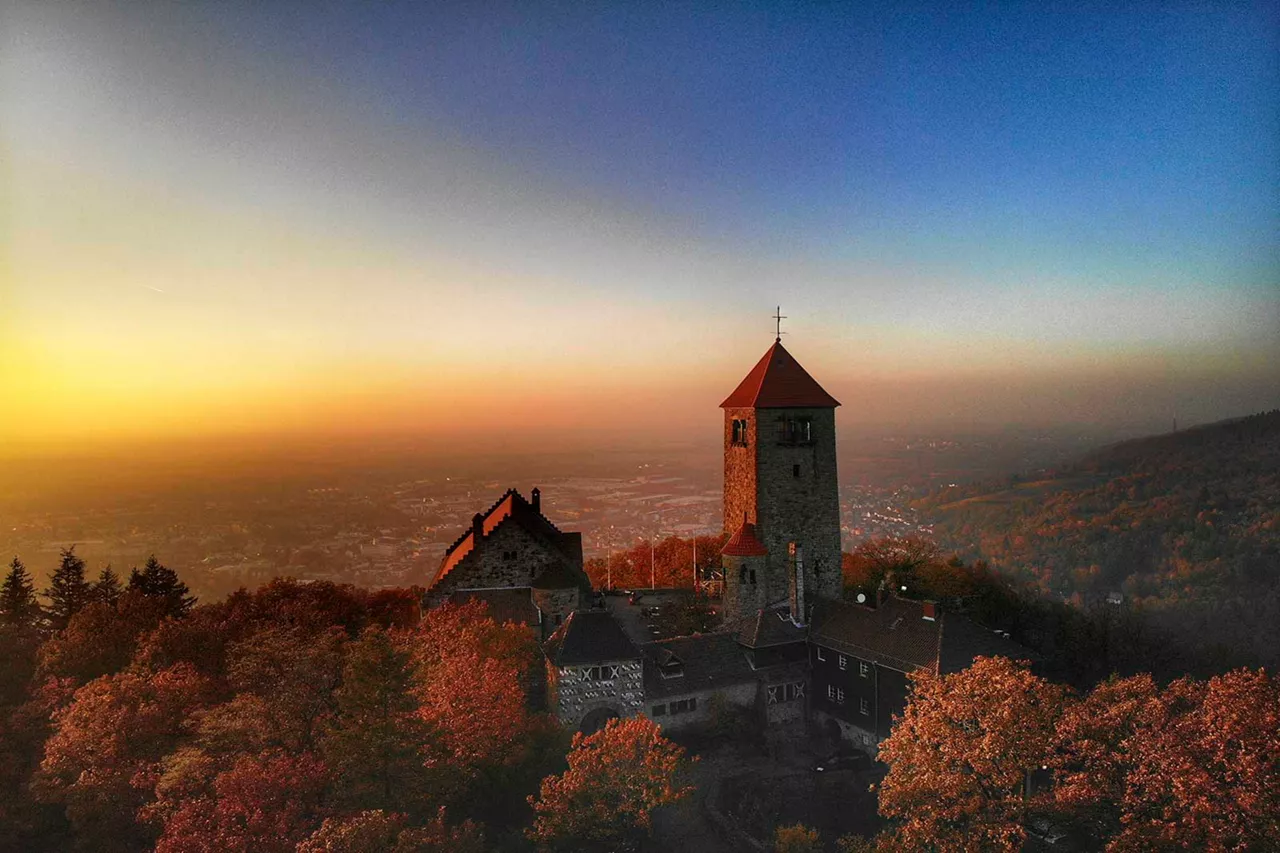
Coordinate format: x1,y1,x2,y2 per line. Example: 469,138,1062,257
917,411,1280,668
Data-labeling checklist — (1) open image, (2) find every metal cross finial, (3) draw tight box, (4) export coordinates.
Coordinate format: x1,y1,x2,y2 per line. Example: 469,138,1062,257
773,306,787,342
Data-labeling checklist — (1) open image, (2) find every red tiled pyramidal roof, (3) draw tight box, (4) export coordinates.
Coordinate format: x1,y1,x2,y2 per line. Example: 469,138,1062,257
722,520,768,557
720,339,841,409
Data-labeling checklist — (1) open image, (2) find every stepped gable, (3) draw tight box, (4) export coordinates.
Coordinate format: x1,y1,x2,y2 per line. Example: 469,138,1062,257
737,604,809,649
432,488,583,592
722,520,768,557
809,596,1032,675
720,339,841,409
544,610,640,667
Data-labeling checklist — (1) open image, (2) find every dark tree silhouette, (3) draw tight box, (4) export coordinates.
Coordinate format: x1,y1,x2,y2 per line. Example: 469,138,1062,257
91,567,123,607
44,547,92,631
2,556,41,626
128,556,196,618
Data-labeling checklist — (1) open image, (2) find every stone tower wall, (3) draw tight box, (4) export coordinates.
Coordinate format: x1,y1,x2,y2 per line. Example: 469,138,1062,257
754,407,842,607
722,553,768,624
723,406,759,533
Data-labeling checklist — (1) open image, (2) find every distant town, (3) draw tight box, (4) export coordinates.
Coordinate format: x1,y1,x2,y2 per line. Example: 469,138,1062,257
0,426,1115,602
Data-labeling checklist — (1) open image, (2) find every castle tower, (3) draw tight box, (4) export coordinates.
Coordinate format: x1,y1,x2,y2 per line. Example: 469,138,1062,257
720,337,841,625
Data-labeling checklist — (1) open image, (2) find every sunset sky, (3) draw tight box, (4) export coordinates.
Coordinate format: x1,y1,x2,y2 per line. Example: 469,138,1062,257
3,1,1277,455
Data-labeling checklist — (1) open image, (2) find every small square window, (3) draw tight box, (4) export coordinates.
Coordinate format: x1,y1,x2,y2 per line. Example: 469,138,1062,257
859,662,870,678
836,688,845,704
838,655,847,671
860,698,869,716
827,685,836,700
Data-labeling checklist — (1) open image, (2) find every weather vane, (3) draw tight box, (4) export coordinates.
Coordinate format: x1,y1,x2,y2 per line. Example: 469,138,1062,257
774,306,787,342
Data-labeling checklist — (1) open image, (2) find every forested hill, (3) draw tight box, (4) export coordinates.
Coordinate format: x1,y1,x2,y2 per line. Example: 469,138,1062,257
917,410,1280,669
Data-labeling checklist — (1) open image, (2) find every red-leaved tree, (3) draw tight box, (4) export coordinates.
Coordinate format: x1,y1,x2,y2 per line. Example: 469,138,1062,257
877,656,1065,852
527,715,694,852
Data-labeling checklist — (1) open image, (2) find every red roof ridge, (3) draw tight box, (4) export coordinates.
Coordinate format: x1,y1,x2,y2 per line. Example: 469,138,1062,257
722,519,768,557
720,339,840,409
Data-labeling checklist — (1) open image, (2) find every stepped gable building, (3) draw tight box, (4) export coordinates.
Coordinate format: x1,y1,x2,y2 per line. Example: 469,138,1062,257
426,487,589,639
720,338,843,630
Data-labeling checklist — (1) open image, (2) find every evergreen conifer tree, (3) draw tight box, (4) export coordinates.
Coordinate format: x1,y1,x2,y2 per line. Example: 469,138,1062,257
90,566,123,607
126,555,196,617
321,625,436,815
1,556,41,626
44,547,92,631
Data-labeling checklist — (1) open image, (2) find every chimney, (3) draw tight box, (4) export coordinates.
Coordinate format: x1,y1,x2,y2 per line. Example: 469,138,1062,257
922,602,937,621
471,513,484,548
531,487,541,513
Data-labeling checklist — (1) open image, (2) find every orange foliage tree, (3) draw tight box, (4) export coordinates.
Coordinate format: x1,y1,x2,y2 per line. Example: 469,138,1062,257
34,663,213,850
1053,668,1280,851
297,807,485,853
407,601,540,779
877,656,1065,852
526,715,694,851
154,750,330,853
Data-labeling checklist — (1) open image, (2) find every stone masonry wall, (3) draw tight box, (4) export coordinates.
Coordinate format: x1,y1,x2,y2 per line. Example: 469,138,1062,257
723,407,759,534
431,522,572,601
550,659,644,729
722,554,767,626
755,407,842,607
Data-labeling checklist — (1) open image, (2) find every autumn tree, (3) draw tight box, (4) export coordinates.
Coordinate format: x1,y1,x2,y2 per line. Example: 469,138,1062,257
1049,673,1161,841
44,546,92,631
842,535,940,598
774,823,822,853
527,716,694,852
408,601,540,780
35,663,213,850
2,556,41,626
321,625,436,816
1053,668,1280,850
35,594,169,685
297,808,486,853
154,750,330,853
128,555,196,617
204,624,346,753
877,656,1065,852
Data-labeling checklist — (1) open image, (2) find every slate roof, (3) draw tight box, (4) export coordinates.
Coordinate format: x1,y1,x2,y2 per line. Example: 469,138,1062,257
448,588,540,627
432,488,585,593
544,610,641,667
809,596,1034,675
720,340,841,409
640,632,759,700
737,605,809,649
722,521,768,557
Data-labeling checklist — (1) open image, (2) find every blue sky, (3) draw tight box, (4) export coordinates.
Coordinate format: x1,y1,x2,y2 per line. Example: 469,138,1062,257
2,1,1277,448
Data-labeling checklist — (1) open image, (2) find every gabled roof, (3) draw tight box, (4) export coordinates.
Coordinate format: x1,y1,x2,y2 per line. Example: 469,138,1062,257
544,610,640,667
722,520,768,557
809,596,1034,675
737,605,809,649
640,632,758,700
721,340,841,409
432,488,583,592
